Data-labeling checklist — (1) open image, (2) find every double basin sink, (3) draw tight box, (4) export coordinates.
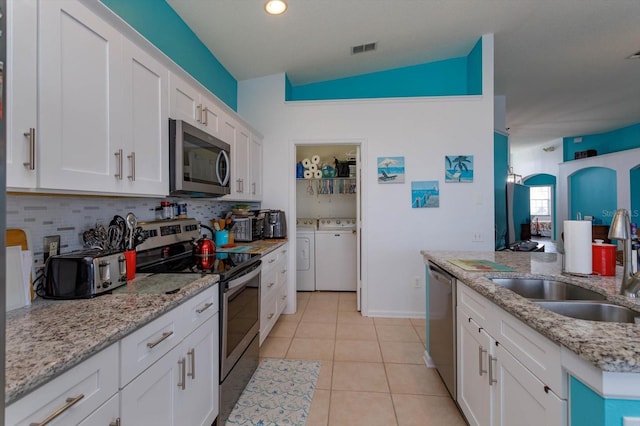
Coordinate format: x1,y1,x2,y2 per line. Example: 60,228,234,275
490,278,640,323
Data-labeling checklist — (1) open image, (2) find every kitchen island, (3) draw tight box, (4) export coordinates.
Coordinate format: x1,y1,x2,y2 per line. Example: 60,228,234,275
422,250,640,426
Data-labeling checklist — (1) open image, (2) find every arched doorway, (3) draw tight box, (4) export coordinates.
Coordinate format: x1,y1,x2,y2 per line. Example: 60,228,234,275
524,174,556,240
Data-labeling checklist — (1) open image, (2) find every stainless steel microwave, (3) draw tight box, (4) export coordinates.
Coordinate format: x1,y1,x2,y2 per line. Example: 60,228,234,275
169,119,231,197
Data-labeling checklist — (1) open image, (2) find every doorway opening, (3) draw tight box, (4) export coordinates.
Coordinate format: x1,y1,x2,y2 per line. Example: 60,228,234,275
292,140,365,313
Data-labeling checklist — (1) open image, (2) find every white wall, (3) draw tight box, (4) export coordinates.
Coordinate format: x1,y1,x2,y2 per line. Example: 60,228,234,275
510,138,563,180
238,35,495,318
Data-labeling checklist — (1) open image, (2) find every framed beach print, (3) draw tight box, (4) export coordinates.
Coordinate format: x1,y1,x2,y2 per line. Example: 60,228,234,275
411,181,439,208
445,155,473,183
377,156,405,184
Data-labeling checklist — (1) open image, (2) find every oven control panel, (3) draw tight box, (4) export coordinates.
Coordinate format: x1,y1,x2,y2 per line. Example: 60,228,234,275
317,218,357,230
136,218,202,251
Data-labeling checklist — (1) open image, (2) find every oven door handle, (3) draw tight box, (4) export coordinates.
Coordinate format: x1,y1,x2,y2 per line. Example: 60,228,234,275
226,263,261,296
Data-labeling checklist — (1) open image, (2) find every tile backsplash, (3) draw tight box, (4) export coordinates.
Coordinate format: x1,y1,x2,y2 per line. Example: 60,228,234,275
7,194,259,269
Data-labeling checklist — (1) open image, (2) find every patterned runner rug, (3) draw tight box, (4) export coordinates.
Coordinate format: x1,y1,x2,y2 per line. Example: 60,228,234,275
226,358,321,426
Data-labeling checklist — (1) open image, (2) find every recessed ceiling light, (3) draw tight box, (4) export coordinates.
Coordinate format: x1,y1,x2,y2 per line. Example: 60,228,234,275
265,0,287,15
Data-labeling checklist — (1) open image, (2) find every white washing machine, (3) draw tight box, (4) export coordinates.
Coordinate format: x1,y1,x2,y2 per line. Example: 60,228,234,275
296,218,317,291
315,218,357,291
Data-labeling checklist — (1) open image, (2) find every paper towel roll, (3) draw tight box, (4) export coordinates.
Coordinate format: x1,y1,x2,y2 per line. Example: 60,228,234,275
304,170,313,179
311,155,320,164
302,158,311,168
308,163,318,172
314,170,322,178
564,220,592,274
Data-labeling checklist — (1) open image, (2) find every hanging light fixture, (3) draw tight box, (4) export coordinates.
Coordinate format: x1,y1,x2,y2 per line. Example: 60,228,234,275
506,166,522,184
265,0,287,15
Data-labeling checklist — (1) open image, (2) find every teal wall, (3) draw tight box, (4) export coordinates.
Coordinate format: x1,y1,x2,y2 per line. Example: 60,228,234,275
632,167,640,224
570,376,640,426
99,0,238,110
287,37,483,101
524,174,557,239
563,122,640,162
466,38,483,95
494,132,509,249
569,167,617,225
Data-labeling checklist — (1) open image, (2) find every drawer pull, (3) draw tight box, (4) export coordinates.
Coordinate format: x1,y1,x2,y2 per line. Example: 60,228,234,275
267,282,275,288
146,331,173,348
478,346,487,376
268,258,276,264
188,348,196,379
30,394,85,426
109,419,121,426
281,295,287,301
544,385,550,394
196,302,213,314
268,313,275,319
178,358,186,390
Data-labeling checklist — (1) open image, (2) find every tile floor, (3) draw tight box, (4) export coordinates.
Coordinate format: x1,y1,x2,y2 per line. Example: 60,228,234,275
259,291,467,426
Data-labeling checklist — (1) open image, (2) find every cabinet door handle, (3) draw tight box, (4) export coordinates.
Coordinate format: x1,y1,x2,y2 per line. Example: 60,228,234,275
127,152,136,181
29,394,85,426
202,106,209,126
146,331,173,348
114,149,123,180
109,418,121,426
478,345,487,376
281,295,287,301
187,348,196,379
267,282,275,288
197,104,202,123
23,128,36,170
196,302,213,314
252,182,256,195
268,313,274,319
488,355,498,385
178,357,186,390
268,258,276,264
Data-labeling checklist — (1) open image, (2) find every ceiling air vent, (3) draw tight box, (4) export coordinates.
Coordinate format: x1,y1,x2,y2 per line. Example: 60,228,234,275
351,42,377,55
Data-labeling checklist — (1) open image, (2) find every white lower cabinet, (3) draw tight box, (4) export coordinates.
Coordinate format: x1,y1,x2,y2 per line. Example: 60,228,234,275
6,344,119,426
6,285,219,426
121,315,218,426
259,244,289,344
78,393,120,426
457,282,566,426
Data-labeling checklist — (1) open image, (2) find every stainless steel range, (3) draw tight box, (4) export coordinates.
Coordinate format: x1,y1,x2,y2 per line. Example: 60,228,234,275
135,218,261,424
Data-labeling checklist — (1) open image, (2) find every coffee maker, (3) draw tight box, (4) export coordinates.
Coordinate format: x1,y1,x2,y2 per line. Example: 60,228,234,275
263,210,287,239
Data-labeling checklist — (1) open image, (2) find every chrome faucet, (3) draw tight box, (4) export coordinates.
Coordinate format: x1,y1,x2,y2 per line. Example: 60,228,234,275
608,209,640,298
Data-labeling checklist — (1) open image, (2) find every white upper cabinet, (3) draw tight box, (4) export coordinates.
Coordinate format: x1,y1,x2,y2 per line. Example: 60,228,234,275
250,134,263,200
120,39,169,196
38,0,124,193
169,73,222,139
6,0,260,198
6,0,37,189
222,115,262,202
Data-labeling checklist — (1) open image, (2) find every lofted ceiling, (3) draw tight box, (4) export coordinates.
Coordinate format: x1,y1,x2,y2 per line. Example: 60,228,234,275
166,0,640,149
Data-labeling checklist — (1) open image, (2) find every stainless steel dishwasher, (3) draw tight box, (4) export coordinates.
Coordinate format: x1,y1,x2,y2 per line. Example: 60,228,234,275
428,261,456,400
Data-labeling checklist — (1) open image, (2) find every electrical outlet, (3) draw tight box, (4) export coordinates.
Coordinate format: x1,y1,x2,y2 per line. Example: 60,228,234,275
43,235,60,262
472,232,483,242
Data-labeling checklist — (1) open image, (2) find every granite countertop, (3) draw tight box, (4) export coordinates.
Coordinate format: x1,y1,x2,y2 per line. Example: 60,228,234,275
5,273,219,404
422,250,640,373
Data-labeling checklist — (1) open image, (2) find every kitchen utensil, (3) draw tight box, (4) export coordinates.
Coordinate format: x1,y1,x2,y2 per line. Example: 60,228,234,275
107,225,123,251
125,212,137,250
213,221,221,231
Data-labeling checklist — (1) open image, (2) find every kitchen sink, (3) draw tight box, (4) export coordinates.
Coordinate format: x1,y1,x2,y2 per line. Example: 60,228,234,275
536,301,640,323
490,278,606,301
